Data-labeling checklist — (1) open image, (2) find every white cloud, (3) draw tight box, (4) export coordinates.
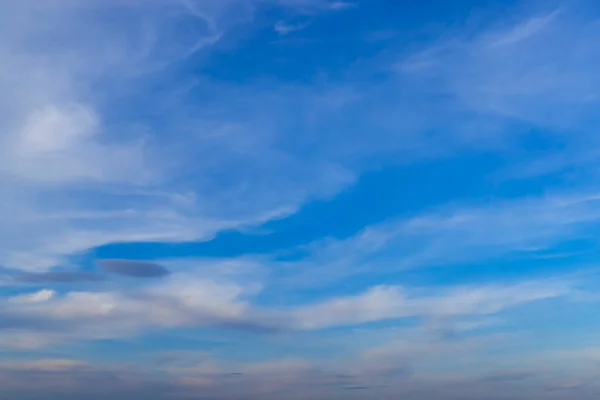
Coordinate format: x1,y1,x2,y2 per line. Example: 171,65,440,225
328,1,356,11
1,274,256,339
0,259,574,349
277,191,600,288
292,281,567,329
398,5,600,133
293,285,404,329
8,289,56,304
3,0,591,275
1,3,600,398
0,264,277,349
274,20,310,35
0,0,360,272
488,10,561,47
3,103,147,184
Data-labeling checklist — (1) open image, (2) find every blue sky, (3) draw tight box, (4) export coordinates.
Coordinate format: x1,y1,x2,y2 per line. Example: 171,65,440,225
2,0,600,398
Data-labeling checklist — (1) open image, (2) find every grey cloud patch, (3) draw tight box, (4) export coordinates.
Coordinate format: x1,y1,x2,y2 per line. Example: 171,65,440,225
0,365,178,400
97,259,170,278
0,314,52,331
216,316,288,334
14,271,104,283
340,385,389,391
481,371,534,383
343,385,370,390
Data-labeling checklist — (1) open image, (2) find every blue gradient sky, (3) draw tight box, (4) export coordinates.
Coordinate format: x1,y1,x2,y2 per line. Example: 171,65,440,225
2,0,600,399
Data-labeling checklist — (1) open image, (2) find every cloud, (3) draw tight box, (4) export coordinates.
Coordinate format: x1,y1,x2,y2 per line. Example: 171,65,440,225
1,0,598,280
292,280,567,329
5,103,146,184
0,0,363,274
0,331,599,399
0,270,273,348
14,271,104,283
274,0,356,13
398,5,600,135
277,191,600,288
328,1,357,10
274,20,311,35
488,9,562,47
0,262,576,349
97,259,170,278
2,359,88,373
0,1,198,271
480,371,534,383
9,289,56,304
5,0,590,277
0,2,599,397
0,359,177,400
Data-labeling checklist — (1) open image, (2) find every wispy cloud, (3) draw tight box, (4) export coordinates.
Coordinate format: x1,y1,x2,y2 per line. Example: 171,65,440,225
328,1,356,10
3,1,600,398
13,271,104,284
398,5,600,133
0,273,262,348
0,265,579,350
274,20,311,35
276,191,600,288
0,0,359,273
292,280,567,329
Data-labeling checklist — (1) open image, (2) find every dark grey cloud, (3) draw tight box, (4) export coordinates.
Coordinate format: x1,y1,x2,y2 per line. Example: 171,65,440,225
14,271,104,284
96,259,170,278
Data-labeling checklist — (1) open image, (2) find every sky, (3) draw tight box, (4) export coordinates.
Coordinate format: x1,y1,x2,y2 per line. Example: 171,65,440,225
2,0,600,398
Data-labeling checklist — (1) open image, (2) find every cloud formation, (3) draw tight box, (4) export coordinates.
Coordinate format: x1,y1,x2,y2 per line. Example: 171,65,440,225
0,269,579,351
292,281,567,329
14,271,104,283
3,1,600,399
0,0,362,274
97,259,170,278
